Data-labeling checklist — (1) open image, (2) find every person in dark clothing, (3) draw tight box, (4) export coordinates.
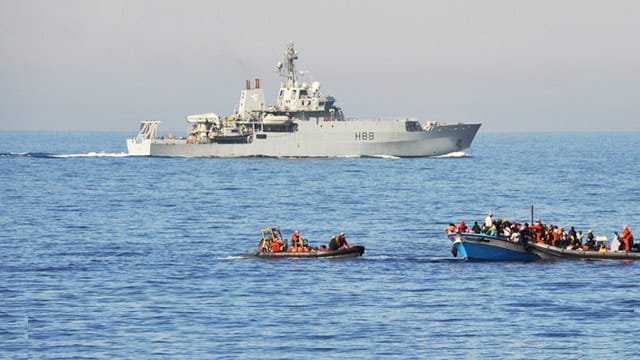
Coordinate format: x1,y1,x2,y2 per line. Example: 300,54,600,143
329,233,350,250
471,221,481,233
329,235,339,250
585,229,596,250
336,233,350,248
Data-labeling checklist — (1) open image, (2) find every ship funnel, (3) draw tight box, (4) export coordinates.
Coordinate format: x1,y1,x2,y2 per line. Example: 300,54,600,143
255,79,260,89
245,80,251,90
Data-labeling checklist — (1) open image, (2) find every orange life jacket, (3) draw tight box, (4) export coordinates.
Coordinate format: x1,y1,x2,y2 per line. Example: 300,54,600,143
271,240,281,252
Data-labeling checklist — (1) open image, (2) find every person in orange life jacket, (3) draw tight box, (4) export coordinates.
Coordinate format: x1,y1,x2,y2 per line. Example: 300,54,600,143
446,223,456,233
457,221,468,233
620,225,634,252
270,234,283,252
531,220,543,243
291,230,303,249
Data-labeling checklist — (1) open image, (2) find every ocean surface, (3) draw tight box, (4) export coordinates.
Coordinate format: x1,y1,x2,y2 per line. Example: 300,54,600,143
1,131,639,359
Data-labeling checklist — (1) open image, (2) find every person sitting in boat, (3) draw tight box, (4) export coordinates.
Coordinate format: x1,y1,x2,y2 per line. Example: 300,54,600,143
487,223,498,237
508,223,521,242
568,226,577,245
510,231,521,243
576,230,584,248
585,229,596,250
612,231,624,251
531,220,544,243
519,223,533,242
457,221,468,233
484,212,494,230
337,233,351,248
553,227,564,247
270,235,284,252
328,235,339,250
329,233,351,250
621,225,634,252
291,230,303,249
502,221,512,238
471,221,481,233
567,227,581,249
446,223,456,233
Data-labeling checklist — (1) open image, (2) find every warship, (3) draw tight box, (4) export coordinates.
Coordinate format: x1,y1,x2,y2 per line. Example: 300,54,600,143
127,43,480,157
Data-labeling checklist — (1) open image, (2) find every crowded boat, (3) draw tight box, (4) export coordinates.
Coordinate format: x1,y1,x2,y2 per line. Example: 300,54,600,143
448,212,637,261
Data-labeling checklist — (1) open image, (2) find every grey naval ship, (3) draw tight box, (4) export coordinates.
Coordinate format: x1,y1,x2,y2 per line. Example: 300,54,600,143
127,43,480,158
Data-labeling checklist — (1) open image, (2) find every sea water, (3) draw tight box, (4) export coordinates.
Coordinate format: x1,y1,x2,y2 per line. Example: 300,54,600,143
1,131,639,359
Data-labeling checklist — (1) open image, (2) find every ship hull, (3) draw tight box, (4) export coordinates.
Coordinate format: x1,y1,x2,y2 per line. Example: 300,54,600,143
529,242,640,261
128,121,480,158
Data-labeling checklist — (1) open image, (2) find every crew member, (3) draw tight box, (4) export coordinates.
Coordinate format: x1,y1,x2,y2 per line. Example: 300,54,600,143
337,233,351,248
291,230,303,249
270,235,283,252
585,229,596,250
329,235,339,250
621,225,634,252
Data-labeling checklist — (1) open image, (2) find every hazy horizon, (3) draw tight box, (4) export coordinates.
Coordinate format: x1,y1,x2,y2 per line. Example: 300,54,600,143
2,0,639,133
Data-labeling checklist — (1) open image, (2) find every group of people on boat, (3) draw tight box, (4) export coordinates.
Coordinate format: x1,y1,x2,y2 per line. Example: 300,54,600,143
321,233,351,251
262,230,351,253
446,214,526,244
448,213,636,252
527,221,635,252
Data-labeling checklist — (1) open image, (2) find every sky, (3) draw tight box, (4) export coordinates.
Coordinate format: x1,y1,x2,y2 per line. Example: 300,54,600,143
1,0,639,133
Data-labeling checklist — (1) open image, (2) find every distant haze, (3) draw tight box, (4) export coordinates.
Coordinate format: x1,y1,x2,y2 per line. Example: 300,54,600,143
1,0,639,133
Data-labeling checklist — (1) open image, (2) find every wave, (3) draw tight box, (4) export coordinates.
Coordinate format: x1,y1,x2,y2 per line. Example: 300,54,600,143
435,150,473,158
1,152,129,158
365,154,401,159
52,152,129,158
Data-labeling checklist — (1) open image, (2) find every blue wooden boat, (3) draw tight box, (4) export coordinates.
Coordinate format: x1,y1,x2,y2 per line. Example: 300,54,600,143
447,232,540,261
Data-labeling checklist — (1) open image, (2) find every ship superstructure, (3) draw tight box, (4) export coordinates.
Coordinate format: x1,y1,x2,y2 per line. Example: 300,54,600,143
127,43,480,157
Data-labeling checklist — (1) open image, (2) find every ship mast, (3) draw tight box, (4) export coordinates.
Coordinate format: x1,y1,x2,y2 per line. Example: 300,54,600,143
277,42,298,89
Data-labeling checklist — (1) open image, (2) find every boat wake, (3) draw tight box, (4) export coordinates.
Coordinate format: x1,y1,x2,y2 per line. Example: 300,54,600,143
1,152,129,158
365,154,401,159
435,150,473,158
52,152,129,158
221,255,255,260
